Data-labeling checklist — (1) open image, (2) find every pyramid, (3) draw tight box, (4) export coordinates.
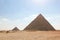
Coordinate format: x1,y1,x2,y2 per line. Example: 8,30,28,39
12,27,19,31
24,14,55,31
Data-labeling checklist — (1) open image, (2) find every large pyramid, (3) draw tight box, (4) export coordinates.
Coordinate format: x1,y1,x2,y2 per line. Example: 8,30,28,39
24,14,55,31
12,27,19,31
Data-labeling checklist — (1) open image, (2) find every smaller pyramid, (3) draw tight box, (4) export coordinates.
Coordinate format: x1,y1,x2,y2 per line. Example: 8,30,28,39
12,27,19,31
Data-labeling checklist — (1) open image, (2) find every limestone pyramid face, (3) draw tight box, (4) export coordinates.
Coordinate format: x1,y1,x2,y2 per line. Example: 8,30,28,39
12,27,19,31
24,14,55,31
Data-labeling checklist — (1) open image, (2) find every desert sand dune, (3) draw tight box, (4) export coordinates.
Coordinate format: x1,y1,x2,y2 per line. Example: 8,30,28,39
0,31,60,40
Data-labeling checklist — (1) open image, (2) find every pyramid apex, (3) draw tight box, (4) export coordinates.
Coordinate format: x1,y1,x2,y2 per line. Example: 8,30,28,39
36,13,44,18
38,13,43,16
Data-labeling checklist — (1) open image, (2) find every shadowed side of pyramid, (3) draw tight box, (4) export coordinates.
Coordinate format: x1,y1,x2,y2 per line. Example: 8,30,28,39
24,14,55,31
12,27,20,31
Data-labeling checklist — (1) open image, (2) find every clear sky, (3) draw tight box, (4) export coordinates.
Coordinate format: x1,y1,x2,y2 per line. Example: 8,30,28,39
0,0,60,30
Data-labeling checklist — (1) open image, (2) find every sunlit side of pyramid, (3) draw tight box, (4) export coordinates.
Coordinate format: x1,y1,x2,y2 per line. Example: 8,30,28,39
24,14,55,31
12,27,20,31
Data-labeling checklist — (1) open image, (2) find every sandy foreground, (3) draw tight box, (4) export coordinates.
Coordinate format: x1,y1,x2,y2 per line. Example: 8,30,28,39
0,31,60,40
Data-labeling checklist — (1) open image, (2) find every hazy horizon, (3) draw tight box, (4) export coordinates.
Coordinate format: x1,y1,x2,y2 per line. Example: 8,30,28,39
0,0,60,30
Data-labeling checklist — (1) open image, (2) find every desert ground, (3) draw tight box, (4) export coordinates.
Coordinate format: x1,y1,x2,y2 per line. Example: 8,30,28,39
0,31,60,40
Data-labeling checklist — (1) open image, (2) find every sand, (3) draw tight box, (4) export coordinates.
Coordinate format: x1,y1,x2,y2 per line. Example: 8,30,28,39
0,31,60,40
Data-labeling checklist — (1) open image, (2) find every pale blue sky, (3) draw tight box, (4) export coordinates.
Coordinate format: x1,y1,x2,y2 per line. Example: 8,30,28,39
0,0,60,30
